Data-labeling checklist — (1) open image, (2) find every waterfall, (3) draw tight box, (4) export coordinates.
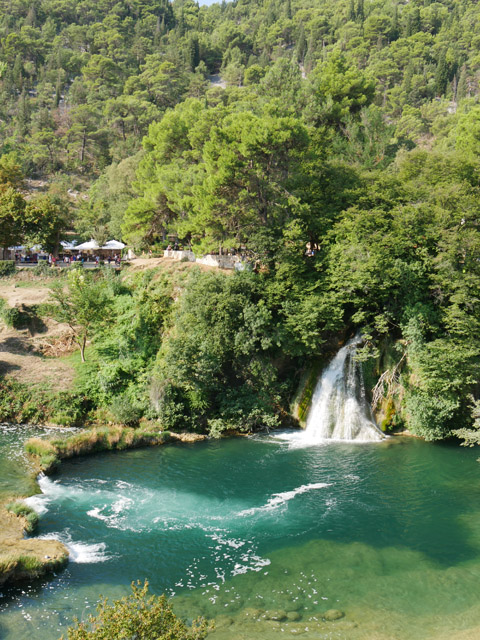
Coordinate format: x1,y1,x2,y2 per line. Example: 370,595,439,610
304,335,384,442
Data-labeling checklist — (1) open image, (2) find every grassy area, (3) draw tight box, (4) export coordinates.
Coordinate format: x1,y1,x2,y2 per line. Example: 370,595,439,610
5,502,39,534
0,553,42,574
0,538,69,586
25,425,172,473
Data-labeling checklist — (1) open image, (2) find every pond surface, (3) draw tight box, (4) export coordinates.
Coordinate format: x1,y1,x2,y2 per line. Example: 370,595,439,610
1,429,480,639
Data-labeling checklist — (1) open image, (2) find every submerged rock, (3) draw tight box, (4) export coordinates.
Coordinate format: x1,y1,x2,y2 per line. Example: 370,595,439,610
265,609,288,621
323,608,344,621
242,607,264,620
287,611,301,621
214,616,234,628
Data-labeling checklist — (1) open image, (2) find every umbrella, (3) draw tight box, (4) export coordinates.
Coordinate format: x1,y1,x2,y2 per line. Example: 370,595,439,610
60,240,78,250
74,240,100,251
101,240,125,250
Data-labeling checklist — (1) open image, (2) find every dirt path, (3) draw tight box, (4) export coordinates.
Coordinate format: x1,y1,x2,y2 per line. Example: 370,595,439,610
128,256,233,273
0,283,50,306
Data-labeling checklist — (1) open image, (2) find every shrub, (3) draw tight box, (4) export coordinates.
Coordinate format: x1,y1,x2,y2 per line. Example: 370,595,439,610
0,379,50,423
49,391,91,427
109,394,143,427
60,581,209,640
0,261,16,277
1,305,21,328
32,261,52,276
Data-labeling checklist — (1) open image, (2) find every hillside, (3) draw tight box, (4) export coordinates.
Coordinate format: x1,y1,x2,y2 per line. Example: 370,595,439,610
0,1,479,443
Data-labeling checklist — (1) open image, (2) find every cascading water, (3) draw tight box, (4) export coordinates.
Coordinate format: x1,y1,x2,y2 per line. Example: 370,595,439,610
304,335,384,442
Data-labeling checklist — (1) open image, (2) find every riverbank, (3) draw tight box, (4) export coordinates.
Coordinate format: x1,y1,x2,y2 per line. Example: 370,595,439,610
0,423,207,587
0,495,69,587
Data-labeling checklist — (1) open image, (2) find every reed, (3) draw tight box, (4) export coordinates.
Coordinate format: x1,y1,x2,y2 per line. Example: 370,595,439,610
25,426,171,474
5,501,39,534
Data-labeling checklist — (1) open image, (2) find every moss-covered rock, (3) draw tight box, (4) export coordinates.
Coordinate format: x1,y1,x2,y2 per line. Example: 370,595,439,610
323,609,344,621
290,360,324,428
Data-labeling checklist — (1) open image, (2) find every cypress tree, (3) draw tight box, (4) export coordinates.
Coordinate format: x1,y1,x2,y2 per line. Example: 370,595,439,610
348,0,355,21
456,64,468,102
286,0,292,20
390,2,399,40
434,50,448,96
296,25,307,63
406,7,421,36
403,60,414,96
356,0,364,23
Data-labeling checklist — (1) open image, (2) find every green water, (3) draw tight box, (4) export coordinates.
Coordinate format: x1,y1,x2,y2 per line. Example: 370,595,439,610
0,424,74,499
1,429,480,639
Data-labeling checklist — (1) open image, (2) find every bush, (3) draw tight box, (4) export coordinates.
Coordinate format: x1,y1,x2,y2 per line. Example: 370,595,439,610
32,261,52,276
0,379,49,423
49,391,91,427
60,581,209,640
109,394,143,426
0,260,16,276
1,305,21,328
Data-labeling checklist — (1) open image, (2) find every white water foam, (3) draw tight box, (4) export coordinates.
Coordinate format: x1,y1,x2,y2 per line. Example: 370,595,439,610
24,474,61,515
303,335,384,442
237,483,331,517
87,496,134,527
39,531,111,563
273,335,385,447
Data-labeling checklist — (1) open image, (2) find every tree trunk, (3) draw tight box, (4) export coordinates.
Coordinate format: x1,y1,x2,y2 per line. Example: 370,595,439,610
80,335,87,362
81,128,86,164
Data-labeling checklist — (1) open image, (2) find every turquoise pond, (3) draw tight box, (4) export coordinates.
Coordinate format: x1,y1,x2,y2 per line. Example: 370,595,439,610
1,427,480,639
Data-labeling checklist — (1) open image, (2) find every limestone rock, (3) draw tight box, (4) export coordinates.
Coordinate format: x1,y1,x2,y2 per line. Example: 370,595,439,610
323,609,344,621
265,609,288,621
287,611,301,621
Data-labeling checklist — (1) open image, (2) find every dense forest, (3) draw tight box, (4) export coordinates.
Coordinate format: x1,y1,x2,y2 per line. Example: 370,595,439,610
1,0,480,444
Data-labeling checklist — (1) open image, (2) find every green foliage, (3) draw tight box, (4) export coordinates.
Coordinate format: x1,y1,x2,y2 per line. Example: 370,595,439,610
0,554,42,574
0,297,22,328
453,398,480,447
0,0,479,445
109,394,143,427
46,270,113,362
61,581,208,640
0,261,15,276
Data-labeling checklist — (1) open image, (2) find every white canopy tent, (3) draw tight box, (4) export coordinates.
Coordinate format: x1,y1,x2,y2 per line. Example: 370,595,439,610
60,240,78,250
73,239,125,252
102,240,125,250
74,239,100,251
